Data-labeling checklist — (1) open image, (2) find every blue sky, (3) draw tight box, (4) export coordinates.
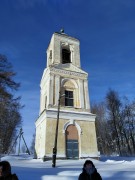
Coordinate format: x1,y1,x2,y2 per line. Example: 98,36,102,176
0,0,135,146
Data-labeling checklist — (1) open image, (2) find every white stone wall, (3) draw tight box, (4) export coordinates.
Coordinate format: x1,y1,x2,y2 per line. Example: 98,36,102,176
35,117,46,158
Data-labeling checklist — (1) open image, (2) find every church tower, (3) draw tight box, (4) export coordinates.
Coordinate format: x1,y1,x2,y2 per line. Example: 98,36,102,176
35,30,99,159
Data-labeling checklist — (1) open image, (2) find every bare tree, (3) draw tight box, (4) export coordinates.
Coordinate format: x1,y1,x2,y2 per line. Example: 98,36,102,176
106,89,122,155
92,89,135,156
0,54,22,153
121,98,135,155
91,102,113,155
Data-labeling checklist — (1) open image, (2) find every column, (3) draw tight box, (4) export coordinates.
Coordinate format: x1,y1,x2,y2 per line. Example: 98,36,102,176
79,79,84,108
48,74,54,105
55,75,60,106
84,79,90,110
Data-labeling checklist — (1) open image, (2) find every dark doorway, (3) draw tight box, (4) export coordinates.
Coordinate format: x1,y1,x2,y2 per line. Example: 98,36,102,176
66,125,79,159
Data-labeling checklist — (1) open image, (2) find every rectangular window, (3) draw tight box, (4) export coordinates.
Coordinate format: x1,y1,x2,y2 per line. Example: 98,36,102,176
65,90,74,107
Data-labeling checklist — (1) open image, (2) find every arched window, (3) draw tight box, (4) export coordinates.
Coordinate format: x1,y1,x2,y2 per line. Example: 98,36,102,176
61,79,79,108
62,49,71,64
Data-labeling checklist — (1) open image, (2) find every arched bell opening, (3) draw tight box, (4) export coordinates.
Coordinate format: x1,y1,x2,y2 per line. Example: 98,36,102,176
62,48,71,64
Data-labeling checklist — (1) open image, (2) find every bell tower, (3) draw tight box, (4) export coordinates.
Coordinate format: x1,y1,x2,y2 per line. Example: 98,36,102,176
35,30,99,159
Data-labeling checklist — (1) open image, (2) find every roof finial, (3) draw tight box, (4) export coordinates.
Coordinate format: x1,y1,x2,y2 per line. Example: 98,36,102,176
60,28,64,34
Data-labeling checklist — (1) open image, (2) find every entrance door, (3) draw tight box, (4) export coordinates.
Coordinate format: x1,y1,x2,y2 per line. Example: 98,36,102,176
66,125,79,159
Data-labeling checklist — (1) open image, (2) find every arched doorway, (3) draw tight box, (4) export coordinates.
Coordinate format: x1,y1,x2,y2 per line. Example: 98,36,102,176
66,125,79,159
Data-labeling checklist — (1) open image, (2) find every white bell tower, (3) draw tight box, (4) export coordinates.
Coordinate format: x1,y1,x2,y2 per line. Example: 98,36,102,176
35,30,99,159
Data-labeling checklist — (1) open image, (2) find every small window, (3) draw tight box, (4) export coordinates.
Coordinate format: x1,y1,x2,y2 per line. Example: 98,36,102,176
49,50,52,59
65,90,74,107
62,49,71,64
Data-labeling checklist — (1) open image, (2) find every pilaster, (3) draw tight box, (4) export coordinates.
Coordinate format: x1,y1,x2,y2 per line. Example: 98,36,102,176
84,79,90,110
79,79,84,108
55,75,60,106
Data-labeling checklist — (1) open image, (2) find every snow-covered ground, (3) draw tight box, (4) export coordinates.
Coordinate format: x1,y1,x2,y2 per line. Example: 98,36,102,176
1,154,135,180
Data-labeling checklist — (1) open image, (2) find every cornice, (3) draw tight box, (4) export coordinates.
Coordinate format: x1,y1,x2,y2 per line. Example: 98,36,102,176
35,109,96,126
50,67,87,78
